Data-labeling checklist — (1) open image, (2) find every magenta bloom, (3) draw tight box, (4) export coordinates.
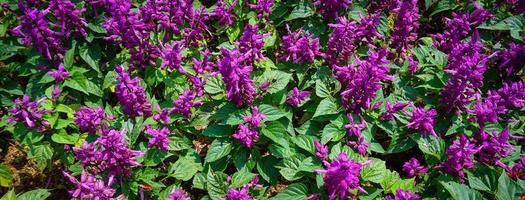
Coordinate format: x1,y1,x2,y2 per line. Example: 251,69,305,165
334,49,392,113
233,107,265,148
212,0,236,26
316,153,369,200
12,8,65,61
47,64,70,101
435,135,481,180
74,129,143,176
8,95,50,132
468,94,506,131
402,158,428,177
166,189,190,200
217,48,256,107
48,0,87,38
406,107,437,137
287,87,311,107
115,65,152,118
172,90,203,118
74,107,110,134
314,140,328,160
161,41,186,73
237,25,270,63
246,0,273,19
473,129,515,165
347,137,368,156
225,186,252,200
312,0,352,19
380,102,408,121
280,25,321,64
494,81,525,110
506,156,525,180
390,0,419,58
386,189,421,200
63,171,118,200
144,126,170,151
344,114,366,138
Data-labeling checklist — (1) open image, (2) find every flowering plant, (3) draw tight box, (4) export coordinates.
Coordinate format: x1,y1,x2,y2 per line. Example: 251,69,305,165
1,0,524,199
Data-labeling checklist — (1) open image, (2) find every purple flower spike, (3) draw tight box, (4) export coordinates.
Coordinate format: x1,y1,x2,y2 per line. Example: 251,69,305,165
312,0,352,19
381,102,408,121
237,25,270,63
435,135,481,180
344,114,366,138
63,171,117,200
225,186,252,200
316,153,370,200
233,107,265,148
12,8,65,61
495,81,525,110
172,90,203,118
48,0,88,38
161,41,186,74
8,95,50,132
246,0,273,19
386,189,421,200
115,65,152,118
473,129,515,165
243,107,265,128
347,137,368,156
212,0,236,26
74,107,110,134
287,87,310,107
144,126,170,151
402,158,428,178
498,43,525,76
406,106,437,137
48,64,70,83
167,189,190,200
506,156,525,180
280,25,321,64
334,49,392,113
217,48,257,107
468,94,506,131
390,0,419,58
314,140,328,160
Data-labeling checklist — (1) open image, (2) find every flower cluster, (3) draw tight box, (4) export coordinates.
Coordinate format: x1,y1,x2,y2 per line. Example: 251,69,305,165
406,106,437,137
246,0,273,19
144,125,170,151
312,0,352,19
166,189,190,200
473,129,514,165
333,49,392,113
280,25,321,64
62,171,121,200
402,158,428,178
8,96,50,132
498,43,525,76
316,153,370,199
217,48,257,107
435,135,481,180
115,65,152,118
286,87,310,107
48,0,87,38
74,107,111,134
237,25,270,64
47,64,70,101
233,107,265,148
380,102,408,121
385,189,421,200
314,140,328,160
390,0,419,58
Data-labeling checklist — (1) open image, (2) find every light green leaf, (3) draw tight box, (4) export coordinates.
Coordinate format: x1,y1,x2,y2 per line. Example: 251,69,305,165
313,97,340,118
205,138,232,163
271,183,308,200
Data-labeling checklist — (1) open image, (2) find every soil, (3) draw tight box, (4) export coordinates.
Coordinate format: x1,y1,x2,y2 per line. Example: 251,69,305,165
1,143,70,199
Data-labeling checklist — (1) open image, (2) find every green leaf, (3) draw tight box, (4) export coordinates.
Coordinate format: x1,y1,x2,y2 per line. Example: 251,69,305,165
103,71,117,89
17,189,50,200
79,44,102,73
292,135,316,155
380,170,415,194
417,135,445,165
169,135,192,151
193,173,207,190
276,154,320,181
207,170,229,200
496,172,522,200
51,132,79,144
286,1,314,21
321,115,346,144
205,138,232,163
169,153,202,181
257,156,279,184
63,42,76,68
204,75,225,95
86,80,103,97
259,104,287,121
202,125,233,137
0,190,16,200
271,183,308,200
467,166,499,193
313,97,340,118
231,167,256,188
0,164,13,187
261,121,289,147
255,70,292,94
360,158,386,184
441,181,483,200
64,78,89,95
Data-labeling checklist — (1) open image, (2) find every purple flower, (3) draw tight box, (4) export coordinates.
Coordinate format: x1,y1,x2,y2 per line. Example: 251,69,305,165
468,94,506,131
172,90,203,118
8,95,50,132
233,124,259,148
473,129,515,165
63,171,118,200
259,82,270,92
74,107,110,134
287,87,310,107
316,153,369,200
48,64,70,101
166,189,190,200
406,106,437,137
153,105,172,124
506,156,525,180
144,126,170,151
385,189,421,200
74,129,143,176
348,137,368,156
390,0,419,58
161,41,185,73
326,15,381,65
312,0,352,19
115,65,152,118
11,8,65,61
380,102,408,121
237,25,270,64
435,135,481,180
225,187,252,200
182,7,210,47
212,0,236,26
494,81,525,110
441,31,489,114
498,43,525,76
344,114,366,138
243,107,265,128
407,55,418,74
333,49,392,113
402,158,428,177
217,48,256,107
48,0,87,38
246,0,273,19
314,140,328,160
280,25,321,64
